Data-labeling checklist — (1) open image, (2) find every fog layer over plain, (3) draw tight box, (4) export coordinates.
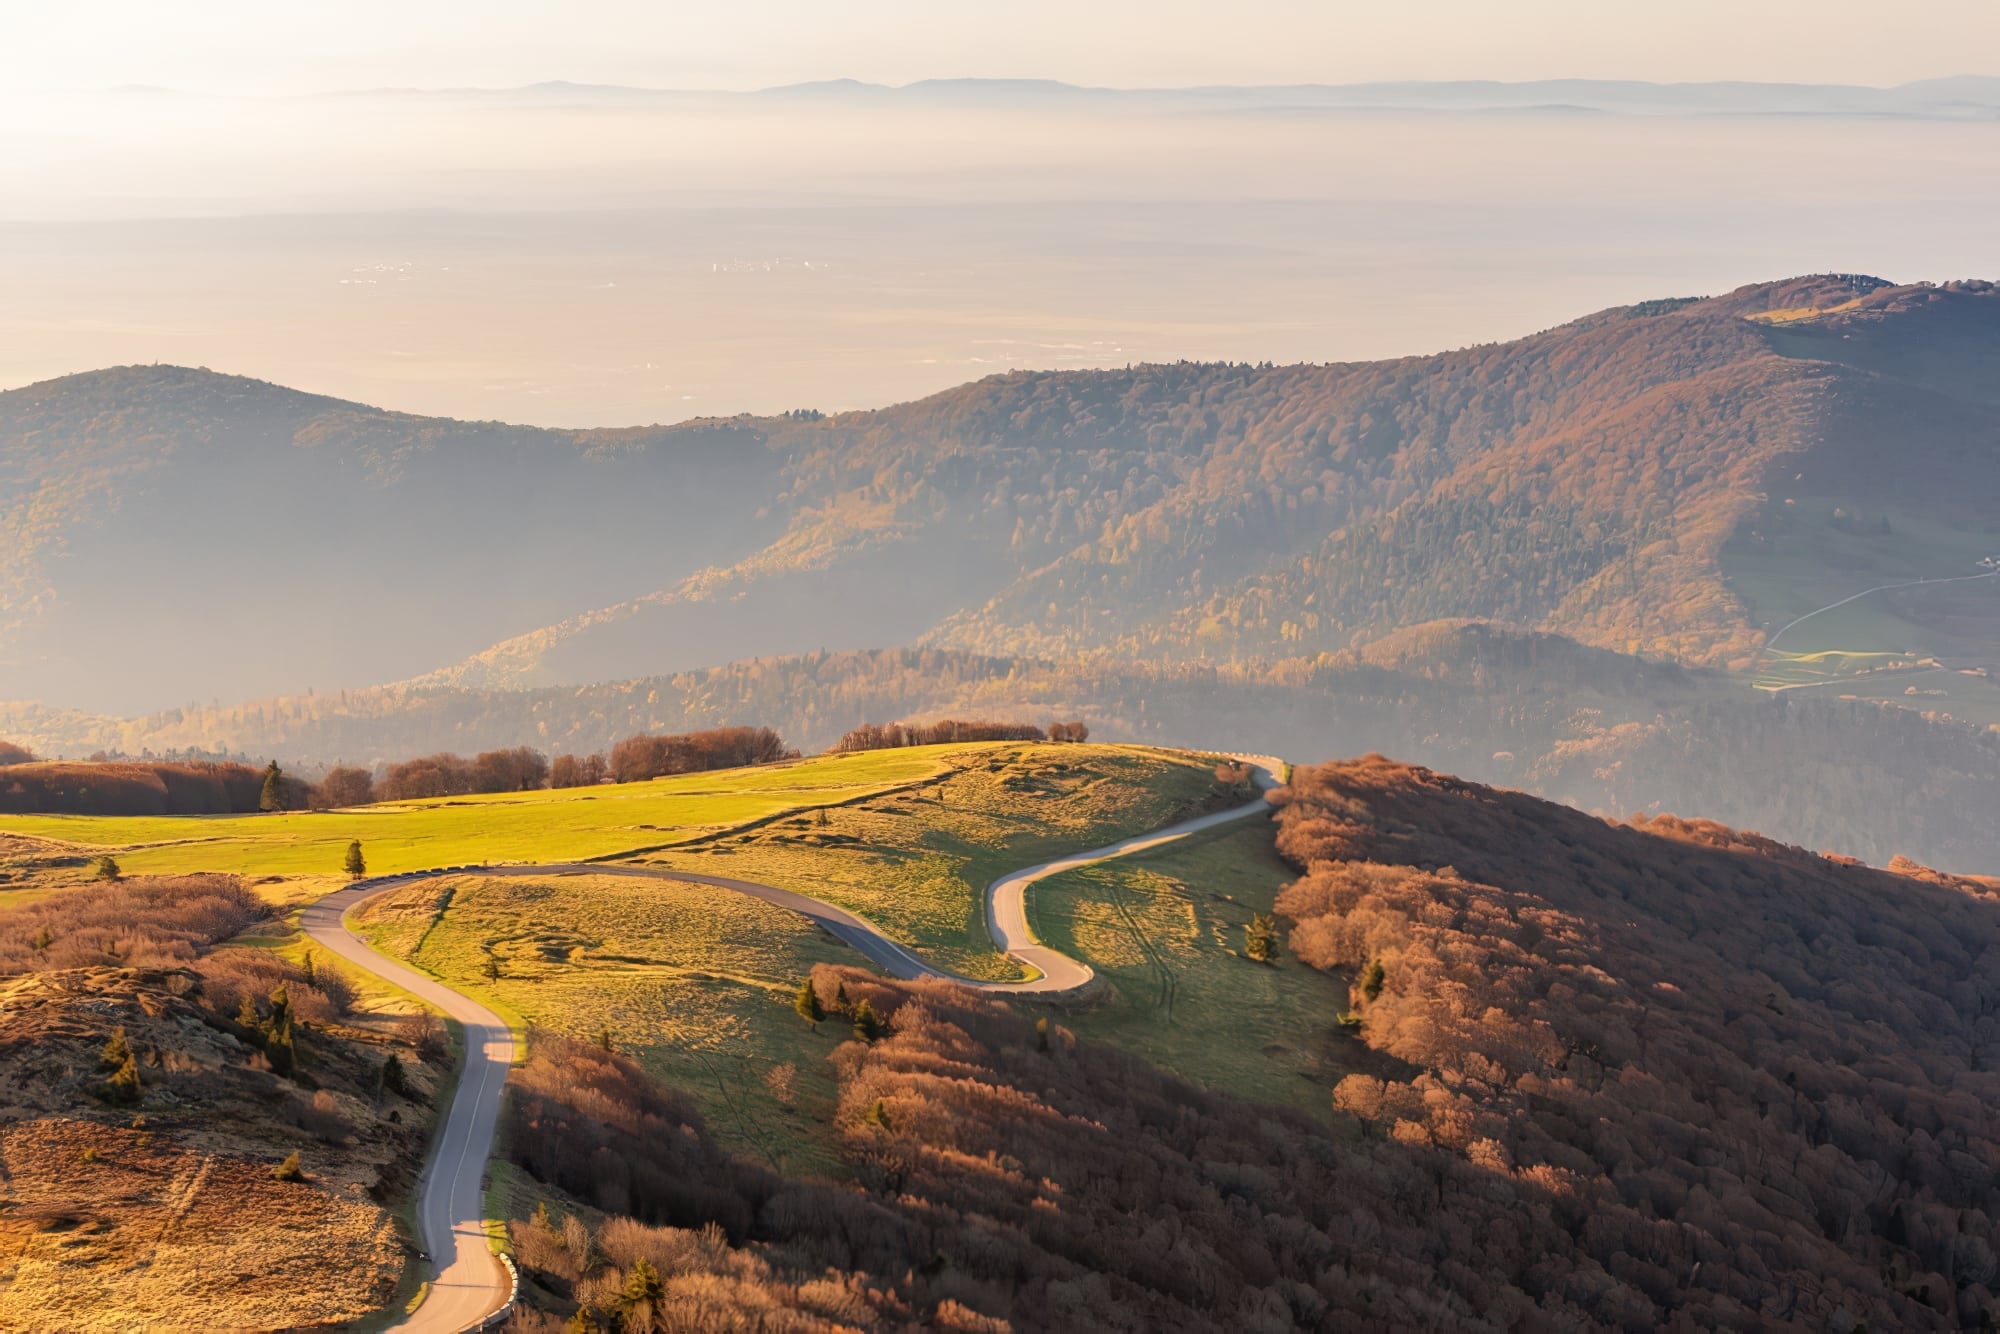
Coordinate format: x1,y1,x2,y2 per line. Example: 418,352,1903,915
3,85,1998,423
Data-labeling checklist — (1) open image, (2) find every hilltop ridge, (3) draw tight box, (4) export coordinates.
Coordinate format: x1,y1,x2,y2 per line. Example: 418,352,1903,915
6,274,1999,735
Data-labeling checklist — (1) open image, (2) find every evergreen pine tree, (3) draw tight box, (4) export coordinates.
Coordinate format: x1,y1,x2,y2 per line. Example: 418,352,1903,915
381,1051,408,1096
616,1256,664,1323
102,1051,141,1105
594,1027,615,1053
31,925,51,955
793,978,824,1030
565,1308,601,1334
342,840,366,878
100,1026,132,1070
1245,912,1280,962
852,998,883,1043
236,994,262,1031
265,984,296,1074
260,761,285,812
93,854,122,882
1035,1015,1051,1053
273,1150,303,1181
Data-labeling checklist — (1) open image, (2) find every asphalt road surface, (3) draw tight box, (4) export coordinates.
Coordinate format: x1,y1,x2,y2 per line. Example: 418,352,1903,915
304,751,1283,1329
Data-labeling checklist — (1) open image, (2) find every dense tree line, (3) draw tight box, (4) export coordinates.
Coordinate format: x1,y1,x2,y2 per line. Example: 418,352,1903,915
0,759,269,815
548,752,608,788
377,747,550,800
607,727,791,784
313,765,375,808
831,718,1051,753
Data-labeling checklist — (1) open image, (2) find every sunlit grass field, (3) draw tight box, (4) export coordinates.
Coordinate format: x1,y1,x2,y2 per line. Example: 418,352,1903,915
640,743,1224,980
355,871,855,1174
0,748,947,880
3,740,1270,1162
327,741,1234,1165
1027,819,1363,1120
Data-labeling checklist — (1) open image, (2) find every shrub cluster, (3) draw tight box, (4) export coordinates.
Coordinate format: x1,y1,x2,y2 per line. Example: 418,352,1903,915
0,875,265,974
830,719,1064,753
378,747,551,800
607,727,792,784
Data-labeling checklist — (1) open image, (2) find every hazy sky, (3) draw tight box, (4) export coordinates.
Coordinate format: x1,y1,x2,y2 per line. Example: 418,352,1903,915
3,0,1996,93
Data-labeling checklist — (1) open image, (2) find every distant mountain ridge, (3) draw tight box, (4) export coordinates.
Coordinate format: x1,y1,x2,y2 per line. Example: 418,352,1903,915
7,275,1999,718
285,75,2000,118
417,274,2000,692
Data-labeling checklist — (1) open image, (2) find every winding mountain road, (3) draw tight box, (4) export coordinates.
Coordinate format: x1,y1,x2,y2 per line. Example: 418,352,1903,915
303,752,1282,1331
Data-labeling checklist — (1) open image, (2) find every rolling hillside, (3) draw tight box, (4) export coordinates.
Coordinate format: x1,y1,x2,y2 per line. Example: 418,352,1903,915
9,630,2000,874
481,753,2000,1332
7,275,1998,718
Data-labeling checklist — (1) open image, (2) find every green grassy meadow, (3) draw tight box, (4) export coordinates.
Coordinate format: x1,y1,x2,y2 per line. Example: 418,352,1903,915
1026,818,1362,1120
3,740,1299,1161
354,871,856,1173
639,743,1225,980
0,748,947,882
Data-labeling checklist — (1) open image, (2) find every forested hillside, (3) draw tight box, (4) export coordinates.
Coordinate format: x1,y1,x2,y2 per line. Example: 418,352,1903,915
0,367,791,711
438,274,2000,688
495,761,2000,1331
8,276,1997,716
10,626,1999,873
1267,757,2000,1329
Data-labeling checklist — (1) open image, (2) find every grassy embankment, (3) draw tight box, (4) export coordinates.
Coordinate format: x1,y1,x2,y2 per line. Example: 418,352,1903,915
1025,818,1363,1120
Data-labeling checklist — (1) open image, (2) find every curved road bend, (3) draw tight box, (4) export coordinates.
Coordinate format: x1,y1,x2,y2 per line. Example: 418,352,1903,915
300,884,515,1334
303,752,1283,1329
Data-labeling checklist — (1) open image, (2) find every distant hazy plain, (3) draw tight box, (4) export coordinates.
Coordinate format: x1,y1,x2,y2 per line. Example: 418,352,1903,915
4,88,1998,425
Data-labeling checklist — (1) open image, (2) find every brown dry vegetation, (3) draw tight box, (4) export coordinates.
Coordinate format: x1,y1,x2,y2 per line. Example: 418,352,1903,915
0,759,266,816
0,877,445,1329
1273,757,2000,1330
495,760,2000,1333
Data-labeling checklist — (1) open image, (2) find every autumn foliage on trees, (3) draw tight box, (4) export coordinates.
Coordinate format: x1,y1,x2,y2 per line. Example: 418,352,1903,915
498,762,2000,1330
0,759,268,815
313,765,375,808
831,719,1047,753
606,727,791,784
548,752,608,788
377,747,550,800
1270,756,2000,1330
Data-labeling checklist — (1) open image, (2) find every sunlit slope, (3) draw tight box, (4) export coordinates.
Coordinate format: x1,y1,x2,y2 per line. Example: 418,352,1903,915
0,748,946,877
15,277,2000,714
